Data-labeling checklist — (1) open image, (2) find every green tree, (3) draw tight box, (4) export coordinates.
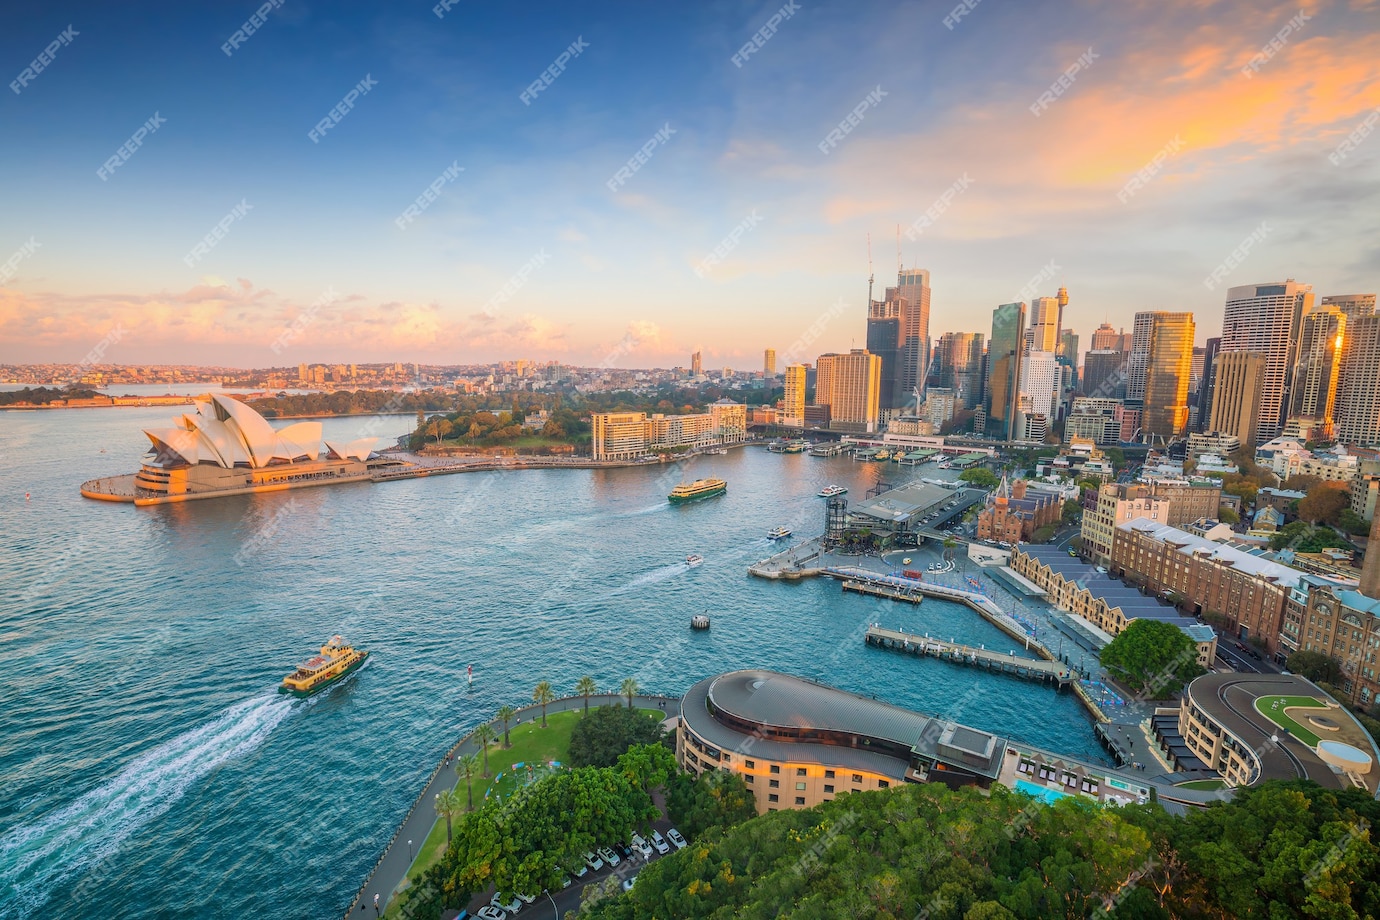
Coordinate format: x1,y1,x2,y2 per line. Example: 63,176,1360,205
1030,524,1056,544
665,768,757,840
472,722,496,777
620,676,639,709
959,467,1000,489
616,742,678,793
456,753,481,811
533,680,556,727
569,705,665,768
1217,505,1240,525
576,676,599,715
1287,649,1344,684
1338,508,1371,536
1061,499,1082,525
497,704,516,748
1298,482,1351,525
434,788,463,843
1099,618,1205,697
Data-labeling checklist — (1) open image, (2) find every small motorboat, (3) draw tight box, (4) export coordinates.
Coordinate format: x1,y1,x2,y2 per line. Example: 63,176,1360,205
768,526,792,540
685,554,704,567
902,557,912,565
818,485,847,497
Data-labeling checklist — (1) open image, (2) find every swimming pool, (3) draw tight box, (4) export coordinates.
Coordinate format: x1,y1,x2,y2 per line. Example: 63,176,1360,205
1013,778,1071,804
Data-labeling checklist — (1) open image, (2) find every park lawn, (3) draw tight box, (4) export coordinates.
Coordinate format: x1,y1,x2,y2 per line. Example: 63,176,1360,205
1176,779,1228,791
1254,695,1327,747
386,706,664,918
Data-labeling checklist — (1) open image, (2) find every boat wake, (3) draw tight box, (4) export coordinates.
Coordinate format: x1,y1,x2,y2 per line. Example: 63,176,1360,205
605,561,690,596
0,694,294,918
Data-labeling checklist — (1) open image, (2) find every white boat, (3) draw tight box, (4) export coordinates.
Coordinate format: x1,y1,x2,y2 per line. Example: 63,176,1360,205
818,484,847,497
685,554,704,567
768,526,792,540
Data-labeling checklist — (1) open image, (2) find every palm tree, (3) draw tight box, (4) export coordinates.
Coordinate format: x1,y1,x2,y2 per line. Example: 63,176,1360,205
472,723,496,777
434,788,462,842
497,705,516,748
575,676,598,715
533,680,555,727
620,677,639,709
456,753,481,811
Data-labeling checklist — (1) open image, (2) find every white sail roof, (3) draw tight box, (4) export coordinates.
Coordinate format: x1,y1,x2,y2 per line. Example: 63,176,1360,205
141,394,346,469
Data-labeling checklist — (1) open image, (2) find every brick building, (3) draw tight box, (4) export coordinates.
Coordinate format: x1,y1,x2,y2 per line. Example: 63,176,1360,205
976,475,1060,543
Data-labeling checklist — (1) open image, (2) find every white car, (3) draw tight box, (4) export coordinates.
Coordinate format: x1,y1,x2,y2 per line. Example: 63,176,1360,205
667,828,687,849
583,851,604,871
622,875,637,892
650,830,670,854
490,893,521,913
571,863,589,878
598,846,621,867
476,908,507,920
630,834,653,859
516,892,536,905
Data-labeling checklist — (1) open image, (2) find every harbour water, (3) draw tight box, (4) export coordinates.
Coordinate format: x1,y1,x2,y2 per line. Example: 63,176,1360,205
0,404,1107,919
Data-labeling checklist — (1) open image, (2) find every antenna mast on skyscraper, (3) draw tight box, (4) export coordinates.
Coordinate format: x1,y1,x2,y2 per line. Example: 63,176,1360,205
867,233,874,309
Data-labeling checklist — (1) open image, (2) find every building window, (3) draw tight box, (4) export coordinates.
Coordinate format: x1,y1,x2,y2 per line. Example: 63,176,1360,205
745,760,755,769
769,765,780,774
768,794,779,803
852,774,863,783
824,784,834,793
796,767,807,776
825,769,835,778
744,775,754,784
769,779,779,788
795,796,806,805
795,782,807,790
878,780,889,789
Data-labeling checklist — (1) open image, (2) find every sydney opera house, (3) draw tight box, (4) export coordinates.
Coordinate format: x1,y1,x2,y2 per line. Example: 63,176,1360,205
81,394,388,505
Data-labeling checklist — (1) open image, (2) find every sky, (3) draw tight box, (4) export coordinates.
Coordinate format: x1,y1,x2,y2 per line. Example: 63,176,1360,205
1,0,1378,370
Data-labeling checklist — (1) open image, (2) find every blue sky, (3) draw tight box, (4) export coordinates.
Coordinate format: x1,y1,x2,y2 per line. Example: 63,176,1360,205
2,0,1378,368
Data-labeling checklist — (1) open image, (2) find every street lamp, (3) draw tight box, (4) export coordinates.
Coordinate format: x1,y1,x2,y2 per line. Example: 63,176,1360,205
408,838,414,861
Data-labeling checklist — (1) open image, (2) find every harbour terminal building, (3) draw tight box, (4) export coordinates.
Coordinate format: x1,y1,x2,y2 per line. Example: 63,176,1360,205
81,394,384,505
591,401,747,460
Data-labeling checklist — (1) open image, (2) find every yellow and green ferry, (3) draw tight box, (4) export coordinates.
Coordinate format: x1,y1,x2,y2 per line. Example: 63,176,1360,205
279,635,369,697
668,478,727,504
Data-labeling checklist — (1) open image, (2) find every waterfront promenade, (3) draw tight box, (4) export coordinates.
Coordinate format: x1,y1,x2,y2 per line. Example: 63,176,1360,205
347,692,682,920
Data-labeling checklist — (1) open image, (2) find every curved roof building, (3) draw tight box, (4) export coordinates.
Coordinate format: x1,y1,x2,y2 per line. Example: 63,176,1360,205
142,394,377,469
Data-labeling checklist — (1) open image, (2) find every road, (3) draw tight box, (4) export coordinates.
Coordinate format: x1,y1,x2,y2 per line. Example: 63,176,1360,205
347,692,681,919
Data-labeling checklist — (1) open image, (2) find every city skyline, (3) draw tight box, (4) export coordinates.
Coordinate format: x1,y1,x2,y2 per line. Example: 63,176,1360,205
3,0,1380,367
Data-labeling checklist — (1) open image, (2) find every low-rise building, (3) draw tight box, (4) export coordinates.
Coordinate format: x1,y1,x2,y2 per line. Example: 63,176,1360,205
590,406,747,460
1063,396,1124,446
1187,431,1242,460
976,475,1060,543
1081,483,1170,564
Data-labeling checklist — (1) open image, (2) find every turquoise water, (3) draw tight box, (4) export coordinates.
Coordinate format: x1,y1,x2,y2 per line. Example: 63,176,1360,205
1013,778,1072,804
0,406,1107,919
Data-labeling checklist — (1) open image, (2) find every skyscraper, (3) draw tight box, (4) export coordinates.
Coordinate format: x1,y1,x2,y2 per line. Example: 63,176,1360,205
937,332,985,410
1288,306,1346,438
814,349,882,433
1208,351,1267,448
691,351,703,376
1141,312,1195,443
1220,280,1314,441
1090,322,1121,351
1335,314,1380,448
894,269,931,411
782,364,806,426
986,302,1026,442
1020,350,1059,418
1125,312,1155,405
866,295,901,411
1082,350,1127,400
1196,337,1221,432
1028,297,1061,353
1059,331,1080,386
1321,293,1377,323
763,349,776,377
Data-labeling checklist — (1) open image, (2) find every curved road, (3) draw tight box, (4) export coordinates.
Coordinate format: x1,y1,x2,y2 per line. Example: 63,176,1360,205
346,692,682,919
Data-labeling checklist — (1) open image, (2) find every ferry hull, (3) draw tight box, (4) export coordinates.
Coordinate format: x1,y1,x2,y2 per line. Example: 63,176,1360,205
668,485,726,504
279,651,369,697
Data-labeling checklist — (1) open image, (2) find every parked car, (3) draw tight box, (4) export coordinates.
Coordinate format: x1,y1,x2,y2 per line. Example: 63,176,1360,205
667,828,687,849
476,908,506,920
583,851,604,872
613,842,632,861
598,846,621,867
630,834,654,859
622,875,638,892
650,830,670,854
490,893,522,914
516,892,536,904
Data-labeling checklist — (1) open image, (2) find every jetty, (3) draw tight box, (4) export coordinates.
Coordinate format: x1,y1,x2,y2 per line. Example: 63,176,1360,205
864,626,1075,688
842,579,924,604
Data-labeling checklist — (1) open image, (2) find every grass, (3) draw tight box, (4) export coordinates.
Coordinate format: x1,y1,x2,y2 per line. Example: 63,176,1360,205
1176,779,1228,791
1254,695,1328,747
384,706,664,918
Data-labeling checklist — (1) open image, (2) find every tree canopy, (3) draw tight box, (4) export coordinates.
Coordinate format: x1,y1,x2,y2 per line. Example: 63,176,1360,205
959,467,1000,489
1287,650,1343,685
568,705,667,769
1099,619,1204,698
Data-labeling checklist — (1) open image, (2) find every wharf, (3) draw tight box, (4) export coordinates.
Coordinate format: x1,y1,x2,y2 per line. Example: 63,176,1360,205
843,579,924,604
865,626,1075,688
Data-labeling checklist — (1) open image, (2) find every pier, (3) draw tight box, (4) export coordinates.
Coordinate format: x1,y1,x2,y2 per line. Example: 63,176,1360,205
843,579,925,604
865,626,1075,688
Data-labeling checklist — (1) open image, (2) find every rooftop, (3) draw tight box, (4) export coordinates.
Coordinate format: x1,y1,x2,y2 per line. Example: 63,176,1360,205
848,480,957,524
1119,518,1307,589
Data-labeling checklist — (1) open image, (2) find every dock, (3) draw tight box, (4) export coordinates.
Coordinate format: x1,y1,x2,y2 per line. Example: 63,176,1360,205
865,626,1075,688
843,579,925,604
